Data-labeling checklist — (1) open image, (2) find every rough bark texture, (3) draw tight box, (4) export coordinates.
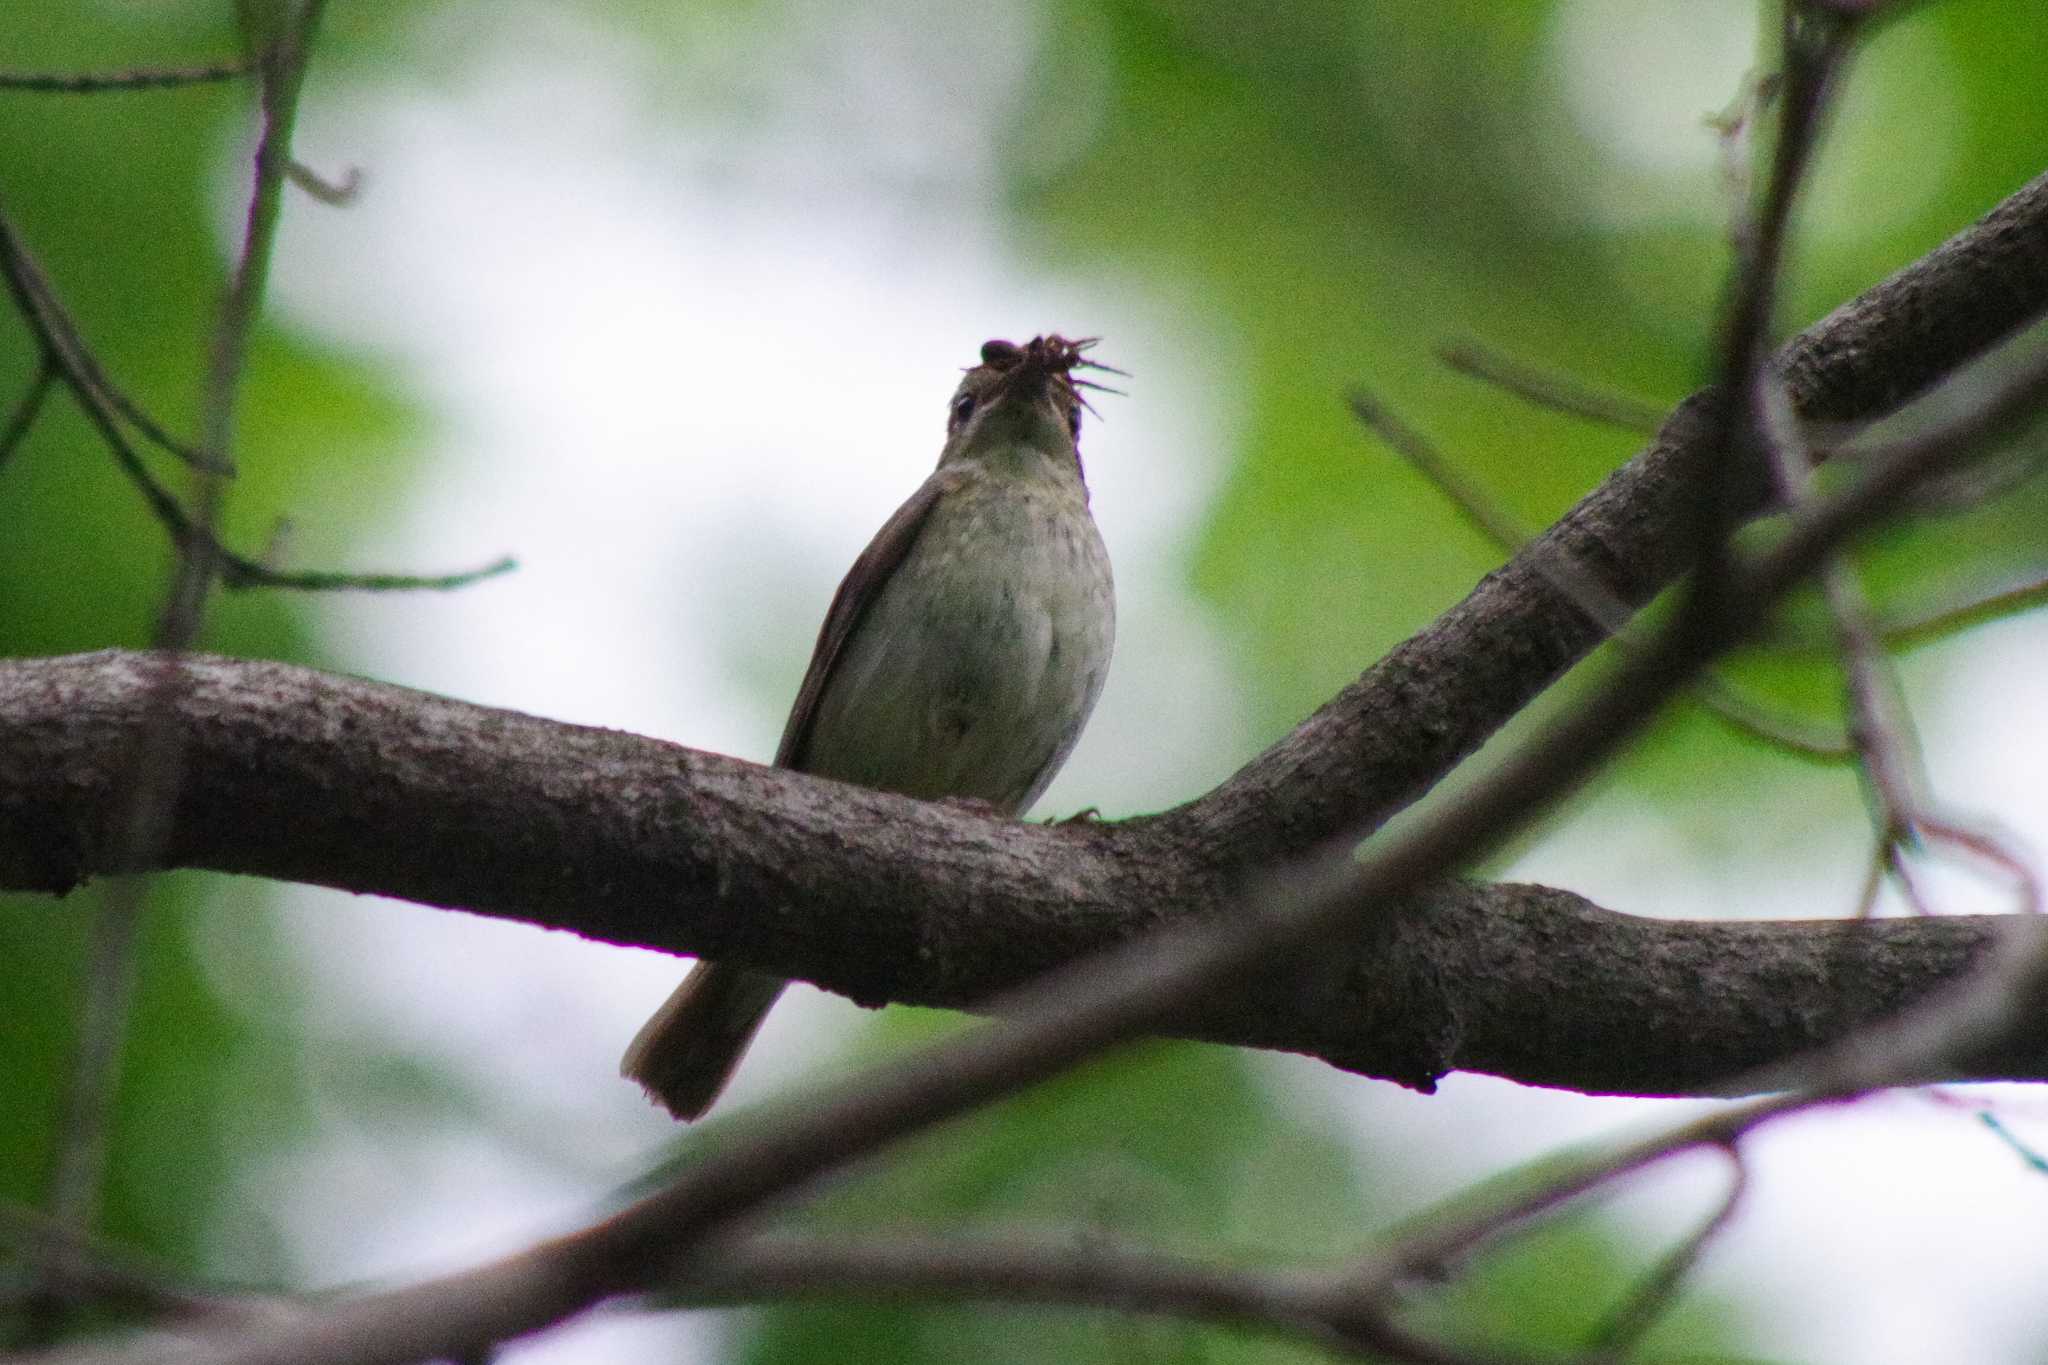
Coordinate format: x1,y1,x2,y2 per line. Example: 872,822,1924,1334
1165,168,2048,860
5,651,2047,1097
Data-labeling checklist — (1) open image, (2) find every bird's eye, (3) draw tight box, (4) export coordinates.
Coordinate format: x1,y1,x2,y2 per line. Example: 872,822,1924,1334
951,393,977,426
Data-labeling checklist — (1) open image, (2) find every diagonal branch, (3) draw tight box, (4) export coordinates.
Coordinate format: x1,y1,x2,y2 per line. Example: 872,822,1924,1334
0,197,516,593
1162,165,2048,863
1879,566,2048,648
0,357,55,474
1347,387,1851,759
1436,338,1663,433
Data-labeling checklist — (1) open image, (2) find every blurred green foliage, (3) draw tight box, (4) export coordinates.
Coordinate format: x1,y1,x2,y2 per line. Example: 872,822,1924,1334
737,1016,1742,1363
741,1027,1365,1364
0,2,425,1334
4,0,2046,1360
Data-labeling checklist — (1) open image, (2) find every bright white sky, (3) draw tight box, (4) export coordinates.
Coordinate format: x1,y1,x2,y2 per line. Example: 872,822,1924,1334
231,3,2048,1361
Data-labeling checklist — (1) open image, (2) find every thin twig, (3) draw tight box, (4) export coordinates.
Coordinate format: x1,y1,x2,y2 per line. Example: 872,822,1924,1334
1704,69,1778,215
1348,1101,1796,1309
0,355,55,474
0,1202,291,1325
1828,559,1927,839
1685,2,1861,622
1584,1146,1749,1355
32,879,148,1340
0,61,253,94
1879,568,2048,649
285,160,363,206
220,552,519,593
1976,1111,2048,1175
1901,815,2042,917
29,405,203,1333
1910,441,2044,511
0,192,515,592
1436,339,1665,433
1684,675,1849,758
1736,15,2039,933
0,201,226,473
1734,7,2041,925
1349,389,1850,760
37,3,330,1338
666,1231,1456,1364
1756,286,2040,921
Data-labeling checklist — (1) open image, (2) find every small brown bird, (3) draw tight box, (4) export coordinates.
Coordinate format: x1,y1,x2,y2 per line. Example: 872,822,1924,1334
621,334,1119,1120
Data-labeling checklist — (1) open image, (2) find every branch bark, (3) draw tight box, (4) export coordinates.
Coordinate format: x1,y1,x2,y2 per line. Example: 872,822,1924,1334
5,650,2047,1097
1163,166,2048,859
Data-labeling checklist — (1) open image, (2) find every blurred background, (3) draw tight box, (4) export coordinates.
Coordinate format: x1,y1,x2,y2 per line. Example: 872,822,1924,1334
4,1,2048,1360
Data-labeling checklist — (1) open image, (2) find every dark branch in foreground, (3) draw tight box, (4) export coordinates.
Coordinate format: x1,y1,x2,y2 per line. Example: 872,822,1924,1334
1162,166,2048,863
0,198,515,594
3,650,2045,1098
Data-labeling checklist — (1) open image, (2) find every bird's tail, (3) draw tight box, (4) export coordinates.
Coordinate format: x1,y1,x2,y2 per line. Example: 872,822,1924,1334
620,963,786,1121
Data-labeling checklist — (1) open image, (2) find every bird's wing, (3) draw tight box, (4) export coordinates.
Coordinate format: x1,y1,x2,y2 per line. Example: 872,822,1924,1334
774,466,961,770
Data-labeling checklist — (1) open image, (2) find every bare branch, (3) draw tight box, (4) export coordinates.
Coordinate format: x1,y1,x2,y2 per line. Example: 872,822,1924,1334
5,20,2047,1365
36,6,333,1335
0,356,54,475
0,201,225,473
1976,1110,2048,1175
1759,371,1942,852
1436,339,1664,433
1680,0,1861,615
222,554,519,593
0,1202,293,1327
1584,1146,1748,1355
1343,893,2048,1355
1356,1106,1788,1315
1753,277,2040,922
7,649,2045,1097
1348,388,1851,760
1169,162,2048,862
1879,566,2048,649
0,199,515,594
666,1232,1445,1363
285,160,363,206
0,61,253,94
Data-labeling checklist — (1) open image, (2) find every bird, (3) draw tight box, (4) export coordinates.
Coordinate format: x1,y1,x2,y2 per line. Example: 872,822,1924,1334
620,334,1119,1120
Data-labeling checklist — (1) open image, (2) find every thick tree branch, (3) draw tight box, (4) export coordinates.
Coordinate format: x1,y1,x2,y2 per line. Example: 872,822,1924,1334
4,650,2046,1097
1161,166,2048,861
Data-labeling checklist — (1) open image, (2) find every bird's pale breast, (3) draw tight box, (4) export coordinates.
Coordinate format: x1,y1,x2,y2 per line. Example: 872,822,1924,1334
800,465,1114,814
